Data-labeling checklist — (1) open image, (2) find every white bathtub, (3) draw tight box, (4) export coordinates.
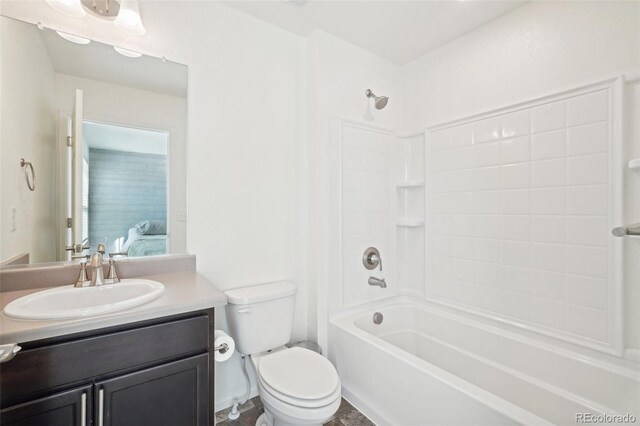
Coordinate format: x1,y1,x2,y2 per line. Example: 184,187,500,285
329,296,640,426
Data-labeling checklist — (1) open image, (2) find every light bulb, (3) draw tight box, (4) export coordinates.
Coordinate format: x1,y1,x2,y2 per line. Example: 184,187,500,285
46,0,86,18
114,46,142,58
114,0,146,36
56,31,91,45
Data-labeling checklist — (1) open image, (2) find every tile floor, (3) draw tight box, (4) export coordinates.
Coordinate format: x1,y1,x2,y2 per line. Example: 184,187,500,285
215,396,375,426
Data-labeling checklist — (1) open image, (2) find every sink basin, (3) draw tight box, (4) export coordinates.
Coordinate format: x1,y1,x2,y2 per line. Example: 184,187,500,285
3,279,165,320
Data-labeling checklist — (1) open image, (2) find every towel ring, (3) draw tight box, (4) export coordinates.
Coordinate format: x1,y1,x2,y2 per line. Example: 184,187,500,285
20,159,35,192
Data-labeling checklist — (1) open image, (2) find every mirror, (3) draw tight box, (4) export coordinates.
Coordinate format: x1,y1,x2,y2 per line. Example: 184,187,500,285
0,16,188,265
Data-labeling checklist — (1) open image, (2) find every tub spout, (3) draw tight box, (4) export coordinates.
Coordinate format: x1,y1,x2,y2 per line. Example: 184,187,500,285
368,276,387,288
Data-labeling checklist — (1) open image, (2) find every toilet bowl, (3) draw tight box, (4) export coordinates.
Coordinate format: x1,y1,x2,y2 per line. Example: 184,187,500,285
252,347,341,426
224,282,342,426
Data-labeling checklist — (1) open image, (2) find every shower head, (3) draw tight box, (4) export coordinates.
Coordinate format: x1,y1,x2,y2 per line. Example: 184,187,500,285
366,89,389,110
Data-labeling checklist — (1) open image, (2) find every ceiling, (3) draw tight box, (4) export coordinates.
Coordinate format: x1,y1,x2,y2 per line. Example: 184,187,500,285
39,26,188,98
83,121,168,155
222,0,526,65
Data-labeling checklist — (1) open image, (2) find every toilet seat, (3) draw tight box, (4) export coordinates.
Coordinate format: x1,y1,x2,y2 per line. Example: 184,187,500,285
257,347,341,409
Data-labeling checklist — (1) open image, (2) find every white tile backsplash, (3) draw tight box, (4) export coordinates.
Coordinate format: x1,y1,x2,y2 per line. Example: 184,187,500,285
502,189,530,214
473,117,501,143
530,270,567,301
501,163,531,189
567,153,608,185
428,89,612,345
567,122,608,156
566,304,608,342
531,130,566,160
531,158,566,187
473,166,501,190
531,297,566,330
450,123,474,147
474,141,501,167
566,275,607,310
566,215,608,247
531,243,567,273
531,216,566,244
500,109,531,138
567,185,608,215
473,239,502,263
501,136,531,164
566,90,608,127
531,188,566,215
531,100,566,133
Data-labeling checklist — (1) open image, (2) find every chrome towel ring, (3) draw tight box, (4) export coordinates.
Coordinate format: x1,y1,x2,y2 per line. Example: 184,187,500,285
20,158,35,191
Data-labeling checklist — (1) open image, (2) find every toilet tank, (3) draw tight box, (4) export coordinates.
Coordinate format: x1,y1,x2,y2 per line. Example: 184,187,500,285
224,281,296,355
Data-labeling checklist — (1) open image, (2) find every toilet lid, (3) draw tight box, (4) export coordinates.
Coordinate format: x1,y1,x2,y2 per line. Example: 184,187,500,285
258,347,339,400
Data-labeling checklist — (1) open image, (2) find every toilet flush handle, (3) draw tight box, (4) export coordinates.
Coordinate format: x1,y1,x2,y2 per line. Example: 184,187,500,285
237,307,252,314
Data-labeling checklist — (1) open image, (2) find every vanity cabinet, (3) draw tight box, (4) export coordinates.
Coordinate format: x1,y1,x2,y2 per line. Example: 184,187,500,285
98,354,208,426
0,385,92,426
0,309,215,426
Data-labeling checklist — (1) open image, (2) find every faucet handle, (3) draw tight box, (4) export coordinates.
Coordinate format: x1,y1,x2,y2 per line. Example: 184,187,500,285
362,247,382,271
74,262,90,287
106,253,121,283
66,244,89,253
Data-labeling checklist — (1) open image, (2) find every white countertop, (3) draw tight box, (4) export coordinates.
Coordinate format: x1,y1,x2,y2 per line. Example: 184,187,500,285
0,271,227,344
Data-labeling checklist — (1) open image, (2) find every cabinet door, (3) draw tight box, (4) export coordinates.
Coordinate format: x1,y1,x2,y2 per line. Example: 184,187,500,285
96,354,209,426
0,385,92,426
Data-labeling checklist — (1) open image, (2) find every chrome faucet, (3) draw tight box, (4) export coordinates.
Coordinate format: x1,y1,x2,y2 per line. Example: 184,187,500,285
368,276,387,288
89,243,106,287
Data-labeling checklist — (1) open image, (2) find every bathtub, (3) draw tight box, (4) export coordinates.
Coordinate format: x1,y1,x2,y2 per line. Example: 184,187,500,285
329,296,640,426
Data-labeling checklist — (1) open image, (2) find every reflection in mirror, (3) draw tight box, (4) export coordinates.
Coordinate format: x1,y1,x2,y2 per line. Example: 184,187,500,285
0,16,188,266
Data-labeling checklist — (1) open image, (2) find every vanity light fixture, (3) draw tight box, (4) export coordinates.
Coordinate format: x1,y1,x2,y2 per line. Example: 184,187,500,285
56,30,91,45
47,0,146,36
114,46,142,58
46,0,86,18
113,0,146,35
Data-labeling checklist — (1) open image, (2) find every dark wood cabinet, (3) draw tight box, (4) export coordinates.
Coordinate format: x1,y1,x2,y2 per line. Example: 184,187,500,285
98,354,208,426
0,309,215,426
0,385,92,426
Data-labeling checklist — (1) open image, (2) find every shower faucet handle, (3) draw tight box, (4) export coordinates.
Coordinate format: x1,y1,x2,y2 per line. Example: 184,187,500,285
363,247,382,271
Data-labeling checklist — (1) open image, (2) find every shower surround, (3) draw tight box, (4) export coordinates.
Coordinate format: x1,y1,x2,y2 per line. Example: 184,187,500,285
327,77,637,424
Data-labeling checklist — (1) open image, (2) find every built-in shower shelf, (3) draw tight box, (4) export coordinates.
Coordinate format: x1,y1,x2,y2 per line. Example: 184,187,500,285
629,159,640,171
397,218,425,227
396,180,424,188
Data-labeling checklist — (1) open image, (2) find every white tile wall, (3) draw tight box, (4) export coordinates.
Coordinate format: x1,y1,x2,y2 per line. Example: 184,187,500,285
342,124,395,307
427,89,613,345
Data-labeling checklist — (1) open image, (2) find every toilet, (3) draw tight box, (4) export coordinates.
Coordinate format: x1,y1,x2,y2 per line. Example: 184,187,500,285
225,282,341,426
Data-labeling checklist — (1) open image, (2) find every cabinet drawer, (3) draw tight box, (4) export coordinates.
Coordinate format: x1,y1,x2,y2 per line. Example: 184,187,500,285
1,314,209,407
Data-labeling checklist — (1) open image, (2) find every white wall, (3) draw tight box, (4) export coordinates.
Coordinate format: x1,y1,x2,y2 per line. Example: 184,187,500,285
54,73,188,255
0,17,57,264
306,30,403,349
401,1,640,357
401,1,639,131
0,0,308,411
